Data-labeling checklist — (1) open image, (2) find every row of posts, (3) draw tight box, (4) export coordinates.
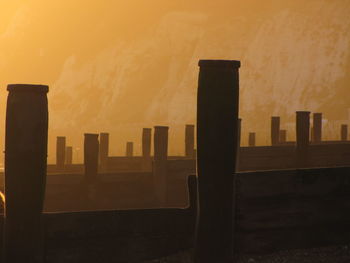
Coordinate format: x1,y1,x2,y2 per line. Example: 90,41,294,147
245,113,348,147
55,124,196,170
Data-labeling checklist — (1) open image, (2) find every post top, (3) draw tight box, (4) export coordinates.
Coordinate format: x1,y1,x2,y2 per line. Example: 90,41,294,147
84,133,99,137
100,132,109,135
296,111,311,114
154,126,169,129
186,124,195,127
143,128,152,130
198,60,241,68
313,112,322,116
7,84,49,93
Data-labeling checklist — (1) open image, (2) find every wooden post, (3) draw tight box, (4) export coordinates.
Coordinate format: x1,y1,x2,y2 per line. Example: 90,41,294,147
248,132,256,147
56,136,66,170
84,134,99,184
185,124,195,158
313,113,322,143
153,126,169,207
65,146,73,165
279,129,287,143
296,111,310,168
4,84,49,263
126,142,133,157
271,116,280,146
341,124,348,141
99,133,109,172
142,128,152,171
195,60,240,263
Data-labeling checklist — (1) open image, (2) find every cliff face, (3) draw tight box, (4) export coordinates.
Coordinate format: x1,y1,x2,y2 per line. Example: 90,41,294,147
49,1,350,153
0,1,350,159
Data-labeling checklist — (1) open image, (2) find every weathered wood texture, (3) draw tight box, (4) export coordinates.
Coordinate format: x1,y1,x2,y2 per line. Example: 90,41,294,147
235,166,350,253
1,167,350,261
0,176,197,263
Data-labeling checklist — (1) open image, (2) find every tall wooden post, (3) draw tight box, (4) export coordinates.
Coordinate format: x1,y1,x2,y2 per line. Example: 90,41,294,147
99,133,109,172
4,84,49,263
185,124,195,158
195,60,240,263
279,129,287,143
84,134,99,184
313,113,322,143
56,136,66,170
142,128,152,171
65,146,73,165
248,132,256,147
341,124,348,141
271,116,280,146
153,126,169,207
296,111,310,168
126,142,133,157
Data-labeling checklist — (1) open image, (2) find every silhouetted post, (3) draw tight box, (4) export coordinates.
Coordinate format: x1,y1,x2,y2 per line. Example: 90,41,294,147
313,113,322,143
99,133,109,172
56,136,66,170
4,84,49,263
341,125,348,141
153,126,169,207
248,132,256,146
84,134,99,184
271,116,280,146
185,124,195,158
296,111,310,168
126,142,133,157
280,129,287,143
195,60,240,263
142,128,152,171
65,146,73,165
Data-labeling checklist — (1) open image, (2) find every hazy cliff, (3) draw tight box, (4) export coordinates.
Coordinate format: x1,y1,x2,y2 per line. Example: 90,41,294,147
0,0,349,161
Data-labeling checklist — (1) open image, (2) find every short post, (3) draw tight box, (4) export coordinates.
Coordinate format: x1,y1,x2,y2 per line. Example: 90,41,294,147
341,124,348,141
84,134,99,204
99,133,109,172
296,111,310,168
126,142,133,157
185,124,195,158
4,84,49,263
56,136,66,170
271,116,280,146
248,132,256,147
65,146,73,165
280,129,287,143
142,128,152,171
195,60,240,263
313,113,322,143
153,126,169,207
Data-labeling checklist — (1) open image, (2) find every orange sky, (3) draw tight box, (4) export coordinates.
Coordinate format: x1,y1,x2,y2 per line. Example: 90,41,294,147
1,0,350,164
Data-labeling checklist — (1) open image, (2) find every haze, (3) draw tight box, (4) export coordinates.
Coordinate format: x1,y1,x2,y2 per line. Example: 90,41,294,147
0,0,349,163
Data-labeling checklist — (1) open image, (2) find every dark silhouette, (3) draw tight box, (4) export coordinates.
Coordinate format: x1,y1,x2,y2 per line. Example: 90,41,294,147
99,133,109,172
65,146,73,165
312,113,322,143
4,84,48,263
153,126,169,207
195,60,240,263
125,141,133,157
56,136,66,171
271,116,280,146
296,111,310,168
